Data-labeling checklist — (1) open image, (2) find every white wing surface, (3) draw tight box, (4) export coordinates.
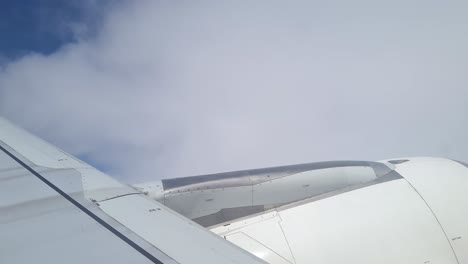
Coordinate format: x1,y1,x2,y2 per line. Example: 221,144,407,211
0,117,265,264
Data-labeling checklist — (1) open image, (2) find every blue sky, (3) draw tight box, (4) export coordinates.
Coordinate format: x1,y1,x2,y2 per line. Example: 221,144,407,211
0,1,79,59
1,1,468,183
0,0,109,61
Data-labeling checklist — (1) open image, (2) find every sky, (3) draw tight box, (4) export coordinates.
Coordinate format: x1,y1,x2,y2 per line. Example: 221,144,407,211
0,1,468,183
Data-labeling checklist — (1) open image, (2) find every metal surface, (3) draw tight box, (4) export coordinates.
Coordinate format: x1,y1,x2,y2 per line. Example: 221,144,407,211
161,161,391,193
193,205,268,228
99,194,266,264
143,162,394,227
210,158,468,263
212,177,460,264
395,158,468,263
387,159,410,164
4,116,468,264
277,170,403,212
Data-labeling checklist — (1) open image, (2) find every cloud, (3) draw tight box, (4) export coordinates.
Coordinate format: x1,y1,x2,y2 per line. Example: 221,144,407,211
1,0,468,182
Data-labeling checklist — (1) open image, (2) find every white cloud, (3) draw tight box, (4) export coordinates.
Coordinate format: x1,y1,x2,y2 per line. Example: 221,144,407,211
1,0,468,182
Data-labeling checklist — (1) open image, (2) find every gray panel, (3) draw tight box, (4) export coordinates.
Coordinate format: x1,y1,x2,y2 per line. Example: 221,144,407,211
0,143,175,264
453,159,468,169
252,166,377,207
278,170,404,211
388,159,410,164
208,171,405,229
162,161,392,192
192,206,267,231
164,164,396,227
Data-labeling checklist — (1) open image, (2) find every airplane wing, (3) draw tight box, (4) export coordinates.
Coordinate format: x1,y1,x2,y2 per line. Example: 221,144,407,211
3,116,468,264
0,117,266,264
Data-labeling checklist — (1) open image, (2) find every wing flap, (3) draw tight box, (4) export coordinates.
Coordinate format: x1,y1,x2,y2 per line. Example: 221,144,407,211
99,194,266,264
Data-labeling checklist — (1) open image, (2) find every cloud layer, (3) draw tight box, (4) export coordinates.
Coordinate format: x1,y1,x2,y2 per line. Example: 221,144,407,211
1,0,468,182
